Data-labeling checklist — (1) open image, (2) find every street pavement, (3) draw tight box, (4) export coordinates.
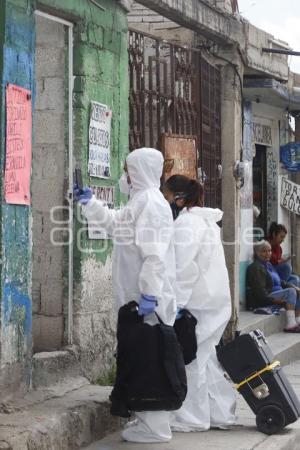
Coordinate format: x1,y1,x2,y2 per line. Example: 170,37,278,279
83,360,300,450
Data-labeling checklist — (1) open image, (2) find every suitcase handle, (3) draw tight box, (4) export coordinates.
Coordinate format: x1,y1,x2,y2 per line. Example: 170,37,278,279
246,375,270,400
235,360,281,391
250,329,268,346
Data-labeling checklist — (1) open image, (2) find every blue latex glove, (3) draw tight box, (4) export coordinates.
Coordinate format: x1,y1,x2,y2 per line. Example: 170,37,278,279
74,185,93,205
176,308,184,320
138,294,158,316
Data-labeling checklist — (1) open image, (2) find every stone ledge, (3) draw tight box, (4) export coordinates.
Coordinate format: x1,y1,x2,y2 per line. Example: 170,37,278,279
32,347,81,388
118,0,133,13
0,383,122,450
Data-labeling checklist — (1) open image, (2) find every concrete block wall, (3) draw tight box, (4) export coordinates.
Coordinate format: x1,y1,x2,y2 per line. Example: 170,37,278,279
128,2,179,28
128,1,239,42
32,14,66,352
205,0,234,13
136,0,245,46
128,2,196,43
245,23,289,81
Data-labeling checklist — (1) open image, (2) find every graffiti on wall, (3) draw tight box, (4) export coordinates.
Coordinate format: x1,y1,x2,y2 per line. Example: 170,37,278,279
280,177,300,215
240,161,253,209
1,283,31,364
266,148,278,227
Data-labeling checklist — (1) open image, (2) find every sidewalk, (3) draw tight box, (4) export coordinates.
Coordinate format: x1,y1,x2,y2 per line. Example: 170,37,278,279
84,360,300,450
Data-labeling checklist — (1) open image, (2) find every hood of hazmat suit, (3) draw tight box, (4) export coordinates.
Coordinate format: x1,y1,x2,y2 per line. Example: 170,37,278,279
170,206,236,432
82,148,176,325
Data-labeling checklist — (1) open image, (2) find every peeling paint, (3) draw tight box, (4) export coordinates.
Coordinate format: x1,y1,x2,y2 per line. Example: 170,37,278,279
0,0,128,394
80,255,113,313
1,282,31,365
0,1,34,385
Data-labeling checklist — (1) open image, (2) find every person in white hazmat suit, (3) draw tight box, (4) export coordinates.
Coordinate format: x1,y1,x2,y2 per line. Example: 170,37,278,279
74,148,177,443
163,174,236,432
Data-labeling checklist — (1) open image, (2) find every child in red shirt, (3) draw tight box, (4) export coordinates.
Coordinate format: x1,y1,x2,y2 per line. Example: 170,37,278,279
268,222,299,287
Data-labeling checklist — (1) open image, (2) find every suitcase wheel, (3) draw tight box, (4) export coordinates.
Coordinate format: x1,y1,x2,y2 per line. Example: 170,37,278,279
256,405,285,435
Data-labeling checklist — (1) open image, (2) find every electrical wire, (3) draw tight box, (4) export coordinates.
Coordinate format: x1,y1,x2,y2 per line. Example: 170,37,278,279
89,0,105,11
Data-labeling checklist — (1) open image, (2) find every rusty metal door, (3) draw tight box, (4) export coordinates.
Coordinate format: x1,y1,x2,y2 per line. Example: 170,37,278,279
128,28,222,208
199,58,222,208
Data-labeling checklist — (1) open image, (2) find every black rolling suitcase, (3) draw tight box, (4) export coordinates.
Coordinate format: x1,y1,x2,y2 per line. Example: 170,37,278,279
216,329,300,435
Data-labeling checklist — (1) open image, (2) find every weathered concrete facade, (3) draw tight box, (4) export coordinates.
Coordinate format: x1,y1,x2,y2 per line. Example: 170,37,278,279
128,1,245,331
136,0,245,45
0,0,35,400
239,27,300,307
128,1,300,327
1,0,300,403
0,0,129,400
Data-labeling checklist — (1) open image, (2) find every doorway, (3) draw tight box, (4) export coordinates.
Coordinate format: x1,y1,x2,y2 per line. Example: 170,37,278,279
253,144,267,237
32,12,73,352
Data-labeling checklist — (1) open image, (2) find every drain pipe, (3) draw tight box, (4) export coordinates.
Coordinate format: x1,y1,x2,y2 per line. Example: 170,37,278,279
67,24,74,346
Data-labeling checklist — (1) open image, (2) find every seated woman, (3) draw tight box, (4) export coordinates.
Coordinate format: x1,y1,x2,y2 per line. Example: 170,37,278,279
246,240,300,333
267,222,299,287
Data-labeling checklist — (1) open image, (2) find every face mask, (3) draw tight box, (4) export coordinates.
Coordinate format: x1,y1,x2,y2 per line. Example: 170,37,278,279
119,173,131,196
170,202,184,220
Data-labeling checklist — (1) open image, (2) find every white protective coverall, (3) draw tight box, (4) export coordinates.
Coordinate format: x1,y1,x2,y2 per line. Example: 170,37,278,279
82,148,177,443
170,206,236,432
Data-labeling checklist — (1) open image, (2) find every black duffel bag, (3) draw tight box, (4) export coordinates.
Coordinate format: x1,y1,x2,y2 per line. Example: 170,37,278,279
174,309,198,365
110,301,187,418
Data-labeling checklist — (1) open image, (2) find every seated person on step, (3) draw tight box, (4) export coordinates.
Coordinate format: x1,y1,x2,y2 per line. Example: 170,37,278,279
267,222,299,287
246,240,300,333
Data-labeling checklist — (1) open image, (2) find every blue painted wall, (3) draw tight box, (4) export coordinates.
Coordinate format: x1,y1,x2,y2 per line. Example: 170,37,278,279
0,1,34,394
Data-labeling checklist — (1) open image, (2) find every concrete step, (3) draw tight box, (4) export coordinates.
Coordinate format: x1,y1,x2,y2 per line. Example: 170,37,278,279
14,311,297,450
82,360,300,450
267,332,300,366
0,381,122,450
238,311,300,367
32,346,81,389
238,310,286,337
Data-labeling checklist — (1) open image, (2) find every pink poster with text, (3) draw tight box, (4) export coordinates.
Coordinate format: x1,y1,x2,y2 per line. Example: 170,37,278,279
5,84,32,205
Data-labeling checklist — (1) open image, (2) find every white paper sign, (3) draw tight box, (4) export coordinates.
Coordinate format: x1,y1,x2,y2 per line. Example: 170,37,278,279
280,177,300,215
87,186,115,239
88,102,112,178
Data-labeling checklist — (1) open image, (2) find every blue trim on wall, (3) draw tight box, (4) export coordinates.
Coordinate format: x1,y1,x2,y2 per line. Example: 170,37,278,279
3,282,32,335
239,260,249,307
1,4,35,364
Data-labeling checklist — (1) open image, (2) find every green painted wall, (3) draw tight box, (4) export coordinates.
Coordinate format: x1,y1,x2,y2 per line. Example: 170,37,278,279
0,0,129,396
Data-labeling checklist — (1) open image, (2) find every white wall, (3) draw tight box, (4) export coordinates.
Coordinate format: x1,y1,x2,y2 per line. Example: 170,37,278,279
239,101,291,307
252,102,291,252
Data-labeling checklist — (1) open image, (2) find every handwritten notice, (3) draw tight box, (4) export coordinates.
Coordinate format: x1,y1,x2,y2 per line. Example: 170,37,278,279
280,177,300,215
88,101,112,179
92,185,114,208
5,84,32,205
87,186,115,239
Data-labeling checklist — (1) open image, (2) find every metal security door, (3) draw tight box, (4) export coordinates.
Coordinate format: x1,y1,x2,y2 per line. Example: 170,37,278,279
199,58,222,208
128,28,222,208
